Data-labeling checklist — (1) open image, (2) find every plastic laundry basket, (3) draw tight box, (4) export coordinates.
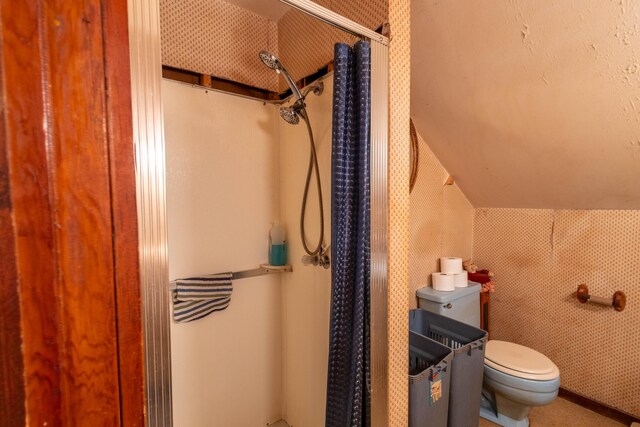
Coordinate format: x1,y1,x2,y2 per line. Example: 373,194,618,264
409,331,453,427
409,309,487,427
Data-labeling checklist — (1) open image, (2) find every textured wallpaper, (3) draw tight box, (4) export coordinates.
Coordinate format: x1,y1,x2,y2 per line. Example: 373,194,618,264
409,132,474,309
159,0,387,93
160,0,279,91
473,209,640,418
278,0,387,92
388,0,410,423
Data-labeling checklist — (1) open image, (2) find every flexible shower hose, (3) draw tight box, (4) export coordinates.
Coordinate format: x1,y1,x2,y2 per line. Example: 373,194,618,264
300,110,325,256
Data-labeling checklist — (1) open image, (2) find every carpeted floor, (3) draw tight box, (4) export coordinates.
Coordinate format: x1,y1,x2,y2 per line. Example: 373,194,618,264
478,397,626,427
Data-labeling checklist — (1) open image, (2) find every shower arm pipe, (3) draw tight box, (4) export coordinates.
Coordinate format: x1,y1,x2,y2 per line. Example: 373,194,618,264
279,67,304,100
279,0,389,46
300,85,316,98
279,79,328,104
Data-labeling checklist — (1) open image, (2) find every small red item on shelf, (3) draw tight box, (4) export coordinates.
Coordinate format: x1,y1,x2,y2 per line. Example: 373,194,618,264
468,272,491,284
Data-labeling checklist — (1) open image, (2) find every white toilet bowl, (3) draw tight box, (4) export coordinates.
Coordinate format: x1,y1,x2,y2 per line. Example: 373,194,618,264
480,340,560,427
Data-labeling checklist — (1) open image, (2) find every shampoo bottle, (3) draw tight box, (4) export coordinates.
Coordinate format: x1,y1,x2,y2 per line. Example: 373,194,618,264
269,221,287,266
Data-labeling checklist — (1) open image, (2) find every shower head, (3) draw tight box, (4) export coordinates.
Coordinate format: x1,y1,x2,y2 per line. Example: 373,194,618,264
259,51,280,71
258,50,303,100
279,107,300,125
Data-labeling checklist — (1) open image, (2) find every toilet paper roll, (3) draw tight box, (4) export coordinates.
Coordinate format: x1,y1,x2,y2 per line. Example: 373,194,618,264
454,271,468,287
432,273,455,292
440,257,463,274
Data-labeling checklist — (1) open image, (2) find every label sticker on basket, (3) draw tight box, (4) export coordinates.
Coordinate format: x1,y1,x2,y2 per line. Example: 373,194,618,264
429,372,442,405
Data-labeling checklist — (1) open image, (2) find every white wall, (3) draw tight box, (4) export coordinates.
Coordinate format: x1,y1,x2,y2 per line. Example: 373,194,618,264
163,79,284,426
279,76,334,427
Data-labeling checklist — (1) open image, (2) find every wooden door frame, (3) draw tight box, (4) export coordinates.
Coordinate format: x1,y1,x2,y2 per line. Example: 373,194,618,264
0,0,144,425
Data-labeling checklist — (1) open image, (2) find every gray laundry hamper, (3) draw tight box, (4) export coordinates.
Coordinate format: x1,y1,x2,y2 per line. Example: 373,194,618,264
409,331,453,427
409,309,487,427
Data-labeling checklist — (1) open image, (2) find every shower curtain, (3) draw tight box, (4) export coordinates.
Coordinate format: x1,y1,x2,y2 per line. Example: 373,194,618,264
326,40,371,427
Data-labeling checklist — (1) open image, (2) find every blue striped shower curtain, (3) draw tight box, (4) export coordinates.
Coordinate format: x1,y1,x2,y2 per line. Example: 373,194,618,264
325,40,371,427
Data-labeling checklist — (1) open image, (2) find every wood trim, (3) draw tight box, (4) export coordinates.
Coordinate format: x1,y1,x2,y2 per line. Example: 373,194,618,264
558,388,640,425
45,0,122,422
1,1,62,424
0,41,26,425
103,0,145,425
0,0,143,424
162,60,335,102
162,65,279,100
409,118,419,192
162,65,200,85
210,76,280,100
480,291,490,338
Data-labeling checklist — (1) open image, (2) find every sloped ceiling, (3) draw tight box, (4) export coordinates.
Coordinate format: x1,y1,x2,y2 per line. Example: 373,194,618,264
411,0,640,209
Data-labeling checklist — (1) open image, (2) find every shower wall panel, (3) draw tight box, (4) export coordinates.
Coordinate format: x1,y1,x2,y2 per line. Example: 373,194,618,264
163,79,284,425
278,75,334,427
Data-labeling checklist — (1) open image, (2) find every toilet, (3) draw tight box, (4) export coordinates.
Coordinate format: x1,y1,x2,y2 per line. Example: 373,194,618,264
417,283,560,427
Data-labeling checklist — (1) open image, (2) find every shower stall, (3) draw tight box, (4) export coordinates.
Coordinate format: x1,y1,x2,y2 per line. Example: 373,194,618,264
128,0,389,425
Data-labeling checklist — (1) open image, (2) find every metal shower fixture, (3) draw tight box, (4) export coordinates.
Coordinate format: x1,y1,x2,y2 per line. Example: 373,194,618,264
279,106,300,125
259,50,303,100
259,50,324,126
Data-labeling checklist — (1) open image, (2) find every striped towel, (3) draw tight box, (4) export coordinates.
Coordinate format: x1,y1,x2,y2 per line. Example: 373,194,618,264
172,273,233,323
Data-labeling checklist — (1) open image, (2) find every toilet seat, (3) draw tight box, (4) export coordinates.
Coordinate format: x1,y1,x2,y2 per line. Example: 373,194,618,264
485,340,559,381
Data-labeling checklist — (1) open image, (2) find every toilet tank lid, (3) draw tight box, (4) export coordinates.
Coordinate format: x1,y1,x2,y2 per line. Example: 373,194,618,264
416,281,481,303
485,340,559,377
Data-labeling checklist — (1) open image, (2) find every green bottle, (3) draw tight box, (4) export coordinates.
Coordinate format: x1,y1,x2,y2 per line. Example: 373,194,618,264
269,221,286,266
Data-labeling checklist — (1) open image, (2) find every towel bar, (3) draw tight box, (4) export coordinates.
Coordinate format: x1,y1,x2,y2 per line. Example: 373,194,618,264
169,264,292,290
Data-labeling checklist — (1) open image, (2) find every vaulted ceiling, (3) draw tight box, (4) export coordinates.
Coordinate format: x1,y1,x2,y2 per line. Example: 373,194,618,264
411,0,640,209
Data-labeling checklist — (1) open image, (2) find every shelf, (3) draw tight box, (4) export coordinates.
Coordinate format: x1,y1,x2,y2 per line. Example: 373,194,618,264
259,264,293,273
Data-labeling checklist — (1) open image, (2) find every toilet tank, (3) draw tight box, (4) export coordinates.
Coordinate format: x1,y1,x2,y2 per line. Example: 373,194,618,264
416,282,481,328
